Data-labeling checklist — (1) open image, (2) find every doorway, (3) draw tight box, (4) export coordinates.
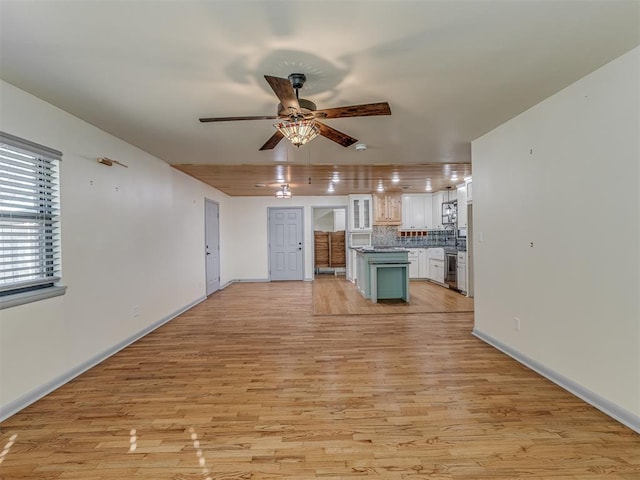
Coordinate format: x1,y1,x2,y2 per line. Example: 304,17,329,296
312,206,347,277
204,199,220,295
268,207,304,281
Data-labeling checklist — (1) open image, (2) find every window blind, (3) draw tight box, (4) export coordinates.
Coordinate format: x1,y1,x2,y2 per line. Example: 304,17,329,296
0,132,62,295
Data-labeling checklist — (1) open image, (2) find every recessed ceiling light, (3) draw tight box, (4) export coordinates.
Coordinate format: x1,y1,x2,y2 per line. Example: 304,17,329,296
327,182,335,193
392,172,400,183
254,183,266,188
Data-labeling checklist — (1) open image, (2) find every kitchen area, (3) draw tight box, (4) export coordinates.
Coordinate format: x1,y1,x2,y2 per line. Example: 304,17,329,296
346,178,473,302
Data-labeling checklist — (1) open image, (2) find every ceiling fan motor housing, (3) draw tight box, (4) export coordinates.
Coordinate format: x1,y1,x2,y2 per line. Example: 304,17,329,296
288,73,307,90
277,98,317,117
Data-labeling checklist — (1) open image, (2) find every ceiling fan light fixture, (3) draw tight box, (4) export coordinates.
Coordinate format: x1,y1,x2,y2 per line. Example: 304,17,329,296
274,117,320,148
275,184,292,199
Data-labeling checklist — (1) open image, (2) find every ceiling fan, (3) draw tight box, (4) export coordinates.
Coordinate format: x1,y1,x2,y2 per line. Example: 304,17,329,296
199,73,391,150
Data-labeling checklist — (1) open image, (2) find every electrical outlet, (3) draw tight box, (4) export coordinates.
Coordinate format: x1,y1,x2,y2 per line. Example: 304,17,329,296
514,317,521,332
132,305,140,318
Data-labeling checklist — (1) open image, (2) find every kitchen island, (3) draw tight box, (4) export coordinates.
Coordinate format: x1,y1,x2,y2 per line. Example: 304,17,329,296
354,247,410,303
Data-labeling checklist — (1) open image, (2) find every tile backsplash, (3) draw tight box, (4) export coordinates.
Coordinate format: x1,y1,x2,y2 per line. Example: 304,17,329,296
372,225,466,249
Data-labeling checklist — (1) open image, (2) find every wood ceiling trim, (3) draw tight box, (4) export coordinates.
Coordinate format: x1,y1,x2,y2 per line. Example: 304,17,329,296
173,163,472,197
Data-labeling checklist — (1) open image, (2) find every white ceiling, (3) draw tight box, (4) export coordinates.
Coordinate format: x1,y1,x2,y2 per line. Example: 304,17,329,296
1,1,639,177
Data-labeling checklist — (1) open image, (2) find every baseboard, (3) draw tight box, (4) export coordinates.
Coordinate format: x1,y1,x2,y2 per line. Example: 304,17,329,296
472,328,640,434
224,278,306,285
0,295,206,422
231,278,270,283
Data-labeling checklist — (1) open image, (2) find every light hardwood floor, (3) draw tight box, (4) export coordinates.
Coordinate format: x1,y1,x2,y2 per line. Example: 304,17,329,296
1,279,638,479
313,276,474,315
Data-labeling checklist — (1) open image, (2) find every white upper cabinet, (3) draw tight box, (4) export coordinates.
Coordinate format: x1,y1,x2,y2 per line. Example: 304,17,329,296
431,191,446,229
457,185,468,228
349,194,372,231
401,194,432,230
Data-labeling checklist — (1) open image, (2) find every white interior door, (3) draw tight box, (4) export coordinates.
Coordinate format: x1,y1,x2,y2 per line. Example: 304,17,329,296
205,199,220,295
269,207,304,281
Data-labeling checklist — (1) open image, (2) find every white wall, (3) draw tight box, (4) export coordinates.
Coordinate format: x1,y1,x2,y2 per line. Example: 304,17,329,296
0,81,232,417
472,47,639,428
313,209,336,232
230,197,348,281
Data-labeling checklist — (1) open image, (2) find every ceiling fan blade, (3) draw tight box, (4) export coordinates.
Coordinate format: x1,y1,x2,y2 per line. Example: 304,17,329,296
316,122,358,148
199,115,280,123
264,75,301,115
259,130,284,151
314,102,391,119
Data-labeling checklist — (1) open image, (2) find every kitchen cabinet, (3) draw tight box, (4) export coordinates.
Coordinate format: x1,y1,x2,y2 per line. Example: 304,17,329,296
418,248,429,278
457,185,468,228
349,194,372,231
431,191,445,229
373,193,402,225
428,258,445,283
355,248,410,302
457,251,467,293
426,248,445,283
401,194,432,230
408,248,430,279
347,248,358,282
408,249,420,278
346,232,372,282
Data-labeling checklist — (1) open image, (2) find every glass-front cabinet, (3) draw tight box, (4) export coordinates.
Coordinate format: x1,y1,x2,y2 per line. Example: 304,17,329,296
349,194,372,231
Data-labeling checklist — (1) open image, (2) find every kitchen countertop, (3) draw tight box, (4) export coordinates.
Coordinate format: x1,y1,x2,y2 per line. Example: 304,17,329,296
369,245,466,252
353,246,409,253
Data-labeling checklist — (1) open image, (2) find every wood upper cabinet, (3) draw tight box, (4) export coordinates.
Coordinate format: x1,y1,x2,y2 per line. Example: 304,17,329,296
373,193,402,225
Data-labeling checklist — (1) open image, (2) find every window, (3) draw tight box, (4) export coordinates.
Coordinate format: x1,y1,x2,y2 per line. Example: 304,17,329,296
0,131,65,309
